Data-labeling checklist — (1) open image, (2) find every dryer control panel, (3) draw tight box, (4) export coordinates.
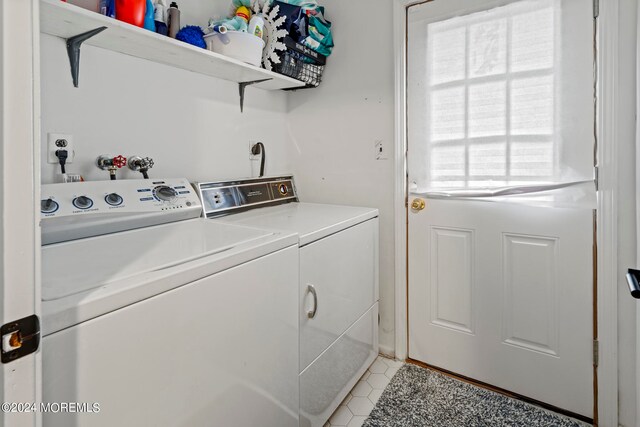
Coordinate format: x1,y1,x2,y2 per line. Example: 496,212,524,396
196,176,298,218
41,178,202,245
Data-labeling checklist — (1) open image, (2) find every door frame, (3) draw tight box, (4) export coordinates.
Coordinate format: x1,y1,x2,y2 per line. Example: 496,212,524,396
0,0,42,426
392,0,620,425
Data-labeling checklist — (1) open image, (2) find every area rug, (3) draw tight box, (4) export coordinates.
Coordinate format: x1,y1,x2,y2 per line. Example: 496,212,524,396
362,364,590,427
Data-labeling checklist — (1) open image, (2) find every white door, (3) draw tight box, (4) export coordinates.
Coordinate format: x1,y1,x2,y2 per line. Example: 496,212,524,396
407,0,595,418
0,0,41,426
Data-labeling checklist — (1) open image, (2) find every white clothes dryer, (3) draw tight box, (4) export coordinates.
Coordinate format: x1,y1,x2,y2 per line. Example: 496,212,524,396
196,176,379,427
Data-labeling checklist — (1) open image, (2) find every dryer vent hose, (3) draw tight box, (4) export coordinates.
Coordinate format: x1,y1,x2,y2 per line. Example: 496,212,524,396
251,142,266,177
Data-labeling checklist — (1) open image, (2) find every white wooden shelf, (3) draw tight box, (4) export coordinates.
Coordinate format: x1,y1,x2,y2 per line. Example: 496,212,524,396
40,0,305,91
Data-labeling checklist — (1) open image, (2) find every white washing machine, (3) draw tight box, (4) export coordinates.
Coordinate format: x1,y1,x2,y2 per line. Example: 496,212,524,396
196,176,380,427
40,178,300,427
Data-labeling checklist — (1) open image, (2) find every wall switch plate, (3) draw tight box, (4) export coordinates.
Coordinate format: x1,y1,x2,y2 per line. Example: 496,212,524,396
375,140,388,160
47,133,75,164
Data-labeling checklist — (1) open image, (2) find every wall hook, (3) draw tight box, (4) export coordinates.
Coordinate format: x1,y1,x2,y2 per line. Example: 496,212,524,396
67,26,107,88
238,79,272,112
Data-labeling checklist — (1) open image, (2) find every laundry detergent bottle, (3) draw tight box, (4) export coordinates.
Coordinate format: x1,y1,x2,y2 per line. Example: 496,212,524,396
115,0,146,27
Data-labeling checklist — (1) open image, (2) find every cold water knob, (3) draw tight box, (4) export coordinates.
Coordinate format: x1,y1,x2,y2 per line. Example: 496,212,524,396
153,185,178,202
105,193,123,206
128,156,154,179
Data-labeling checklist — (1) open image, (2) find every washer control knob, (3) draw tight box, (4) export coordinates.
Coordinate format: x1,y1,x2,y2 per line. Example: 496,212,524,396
40,198,59,214
73,196,93,210
105,193,123,206
154,185,178,202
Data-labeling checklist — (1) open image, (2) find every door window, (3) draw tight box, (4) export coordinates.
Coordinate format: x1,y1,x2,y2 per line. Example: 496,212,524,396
408,0,594,203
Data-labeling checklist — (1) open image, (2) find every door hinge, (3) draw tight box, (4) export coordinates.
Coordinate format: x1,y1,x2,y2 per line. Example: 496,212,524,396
594,166,599,191
593,339,599,368
593,0,599,18
1,315,40,364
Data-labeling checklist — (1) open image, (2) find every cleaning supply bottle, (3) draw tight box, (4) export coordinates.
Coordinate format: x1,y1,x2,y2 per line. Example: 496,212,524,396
235,5,251,24
154,0,168,35
99,0,108,15
106,0,115,18
143,0,155,31
167,2,180,38
115,0,145,27
248,14,264,39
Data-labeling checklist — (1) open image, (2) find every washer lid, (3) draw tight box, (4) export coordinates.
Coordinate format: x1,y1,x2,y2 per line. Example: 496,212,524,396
42,219,277,301
216,202,379,246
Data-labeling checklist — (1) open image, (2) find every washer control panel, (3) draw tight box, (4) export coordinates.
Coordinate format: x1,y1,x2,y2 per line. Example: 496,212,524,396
41,178,202,245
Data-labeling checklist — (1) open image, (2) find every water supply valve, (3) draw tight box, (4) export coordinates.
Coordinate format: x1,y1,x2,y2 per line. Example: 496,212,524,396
96,155,127,180
128,156,154,179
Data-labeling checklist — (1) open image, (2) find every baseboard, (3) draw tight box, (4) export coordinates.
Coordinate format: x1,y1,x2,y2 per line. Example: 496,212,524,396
379,344,395,359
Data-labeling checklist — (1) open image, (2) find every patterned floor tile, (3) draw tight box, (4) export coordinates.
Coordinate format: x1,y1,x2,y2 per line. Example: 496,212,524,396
328,405,353,426
351,381,373,397
366,373,391,390
347,416,367,427
347,397,374,416
327,356,404,426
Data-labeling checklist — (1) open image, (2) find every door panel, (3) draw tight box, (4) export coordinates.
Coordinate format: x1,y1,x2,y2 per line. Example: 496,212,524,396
430,227,474,334
502,233,559,356
409,200,593,416
407,0,595,417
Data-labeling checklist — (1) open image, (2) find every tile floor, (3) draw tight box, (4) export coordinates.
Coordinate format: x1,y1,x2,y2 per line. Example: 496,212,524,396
325,355,404,427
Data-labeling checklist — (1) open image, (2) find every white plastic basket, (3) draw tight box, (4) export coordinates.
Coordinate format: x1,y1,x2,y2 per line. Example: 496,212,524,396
204,32,265,67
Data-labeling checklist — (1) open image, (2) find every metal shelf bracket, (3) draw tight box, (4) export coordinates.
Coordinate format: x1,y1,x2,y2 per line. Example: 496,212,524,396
238,79,272,112
67,26,108,88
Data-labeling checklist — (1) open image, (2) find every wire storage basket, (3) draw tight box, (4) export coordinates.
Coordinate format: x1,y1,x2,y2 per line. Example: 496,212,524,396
276,36,327,89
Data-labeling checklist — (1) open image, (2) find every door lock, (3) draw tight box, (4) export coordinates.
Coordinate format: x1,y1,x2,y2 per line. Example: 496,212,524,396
411,198,426,211
1,315,40,364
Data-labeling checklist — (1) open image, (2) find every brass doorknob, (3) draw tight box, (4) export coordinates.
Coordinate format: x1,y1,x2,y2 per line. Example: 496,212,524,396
411,198,426,211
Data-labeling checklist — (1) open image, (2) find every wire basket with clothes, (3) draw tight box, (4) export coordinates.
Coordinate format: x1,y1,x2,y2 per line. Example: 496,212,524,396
273,0,333,88
276,36,326,88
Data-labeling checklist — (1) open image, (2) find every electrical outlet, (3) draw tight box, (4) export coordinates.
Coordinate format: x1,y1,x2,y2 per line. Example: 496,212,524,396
47,133,75,164
375,140,388,160
249,141,260,160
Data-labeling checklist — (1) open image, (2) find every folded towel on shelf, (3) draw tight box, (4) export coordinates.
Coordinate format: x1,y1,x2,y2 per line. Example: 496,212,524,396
304,11,332,56
274,0,333,57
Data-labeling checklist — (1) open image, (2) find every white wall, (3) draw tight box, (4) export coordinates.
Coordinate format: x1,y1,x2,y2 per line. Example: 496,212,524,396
286,0,397,354
40,32,292,184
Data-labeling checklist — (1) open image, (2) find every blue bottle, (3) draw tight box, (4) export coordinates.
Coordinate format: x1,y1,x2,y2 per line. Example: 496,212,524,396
106,0,115,18
143,0,156,31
